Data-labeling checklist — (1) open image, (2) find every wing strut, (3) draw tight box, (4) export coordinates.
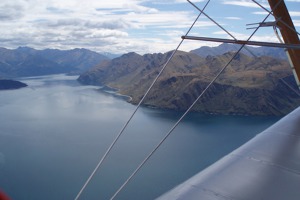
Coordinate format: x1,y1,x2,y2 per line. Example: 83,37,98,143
181,36,300,49
268,0,300,89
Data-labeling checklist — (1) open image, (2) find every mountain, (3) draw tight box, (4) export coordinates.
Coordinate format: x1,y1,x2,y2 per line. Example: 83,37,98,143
0,79,27,90
78,50,300,116
100,52,122,59
0,47,64,77
190,43,287,59
35,48,109,73
0,47,109,78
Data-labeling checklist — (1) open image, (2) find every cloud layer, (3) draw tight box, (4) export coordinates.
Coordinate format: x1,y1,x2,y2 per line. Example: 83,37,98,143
0,0,299,54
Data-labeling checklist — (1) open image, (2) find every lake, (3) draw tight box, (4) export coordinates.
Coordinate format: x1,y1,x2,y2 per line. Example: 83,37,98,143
0,74,280,200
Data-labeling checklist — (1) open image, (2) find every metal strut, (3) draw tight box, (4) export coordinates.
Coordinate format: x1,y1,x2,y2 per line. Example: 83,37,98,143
184,0,300,90
268,0,300,89
181,36,300,49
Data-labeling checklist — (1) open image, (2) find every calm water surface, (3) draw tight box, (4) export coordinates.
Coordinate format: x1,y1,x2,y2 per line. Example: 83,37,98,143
0,74,280,199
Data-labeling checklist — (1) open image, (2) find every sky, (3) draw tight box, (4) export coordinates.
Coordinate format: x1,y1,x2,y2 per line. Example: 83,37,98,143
0,0,299,55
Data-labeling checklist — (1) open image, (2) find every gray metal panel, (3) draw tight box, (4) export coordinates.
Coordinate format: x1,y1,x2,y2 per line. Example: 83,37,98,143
157,106,300,200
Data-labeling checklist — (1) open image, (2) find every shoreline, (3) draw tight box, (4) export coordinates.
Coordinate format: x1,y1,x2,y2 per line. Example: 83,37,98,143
96,84,133,102
77,79,290,117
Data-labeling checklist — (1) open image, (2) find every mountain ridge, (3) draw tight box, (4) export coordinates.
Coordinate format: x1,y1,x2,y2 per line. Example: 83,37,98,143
0,47,109,78
78,50,300,116
190,43,287,59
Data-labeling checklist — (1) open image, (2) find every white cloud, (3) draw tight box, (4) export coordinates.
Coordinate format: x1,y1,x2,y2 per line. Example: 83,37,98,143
0,5,24,21
212,30,280,43
1,0,192,54
1,0,294,54
212,31,250,40
252,11,269,15
123,3,159,14
294,20,300,27
174,0,205,3
146,0,204,4
42,18,133,30
289,11,300,17
222,0,269,8
253,11,300,17
225,17,242,20
0,0,29,21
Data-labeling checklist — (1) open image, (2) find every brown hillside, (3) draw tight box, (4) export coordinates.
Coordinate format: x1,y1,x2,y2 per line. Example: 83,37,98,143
78,50,299,116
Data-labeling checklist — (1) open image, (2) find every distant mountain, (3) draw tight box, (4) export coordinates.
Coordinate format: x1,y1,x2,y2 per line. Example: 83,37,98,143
100,52,122,59
0,79,27,90
190,43,287,59
78,50,300,116
35,48,109,73
0,47,109,78
0,47,64,77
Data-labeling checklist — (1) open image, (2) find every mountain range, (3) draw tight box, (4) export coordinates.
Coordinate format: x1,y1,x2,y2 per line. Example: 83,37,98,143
0,47,109,78
1,44,299,115
78,48,300,116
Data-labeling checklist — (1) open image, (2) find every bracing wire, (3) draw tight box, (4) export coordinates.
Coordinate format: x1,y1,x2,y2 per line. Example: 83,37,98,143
280,78,300,96
109,1,283,199
252,0,300,36
186,0,257,59
274,24,300,96
74,1,211,199
187,0,235,39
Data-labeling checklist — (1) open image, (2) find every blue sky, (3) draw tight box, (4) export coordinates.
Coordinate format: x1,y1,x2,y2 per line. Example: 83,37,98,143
0,0,299,54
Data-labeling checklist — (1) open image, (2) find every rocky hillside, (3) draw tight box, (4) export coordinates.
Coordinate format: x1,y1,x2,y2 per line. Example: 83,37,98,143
78,50,300,116
0,47,109,78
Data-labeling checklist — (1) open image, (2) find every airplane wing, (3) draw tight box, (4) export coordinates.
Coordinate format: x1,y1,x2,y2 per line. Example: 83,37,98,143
157,106,300,200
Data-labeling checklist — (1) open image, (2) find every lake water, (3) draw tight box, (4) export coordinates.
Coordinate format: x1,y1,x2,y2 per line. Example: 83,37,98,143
0,74,280,200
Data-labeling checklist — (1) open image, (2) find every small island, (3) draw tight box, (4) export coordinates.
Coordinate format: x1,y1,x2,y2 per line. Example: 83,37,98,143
0,79,28,90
